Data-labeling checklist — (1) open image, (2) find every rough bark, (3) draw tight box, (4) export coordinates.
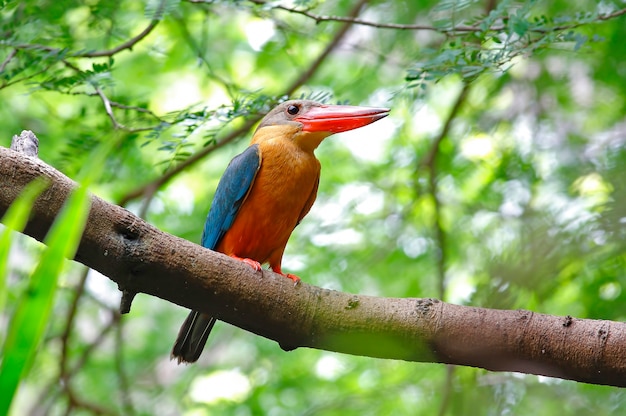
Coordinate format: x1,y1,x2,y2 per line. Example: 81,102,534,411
1,146,625,387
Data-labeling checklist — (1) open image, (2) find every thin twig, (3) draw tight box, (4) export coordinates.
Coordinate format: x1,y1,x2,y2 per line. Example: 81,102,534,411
248,0,472,32
0,48,16,72
117,117,260,206
115,319,135,415
76,21,159,58
31,280,122,415
65,88,167,130
545,6,626,32
172,14,238,97
424,80,471,416
108,100,165,120
59,268,90,383
247,0,626,34
0,65,52,90
92,83,161,133
284,0,367,97
419,83,471,170
95,86,126,130
5,0,165,61
430,1,501,410
437,365,456,416
7,4,625,62
73,0,166,59
65,387,119,416
6,19,159,60
67,311,121,378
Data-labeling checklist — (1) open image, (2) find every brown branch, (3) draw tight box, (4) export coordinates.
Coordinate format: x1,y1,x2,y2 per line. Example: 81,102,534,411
419,83,471,170
2,147,626,387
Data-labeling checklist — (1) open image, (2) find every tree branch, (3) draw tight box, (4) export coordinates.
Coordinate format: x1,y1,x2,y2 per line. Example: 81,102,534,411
74,18,160,58
116,117,260,206
2,146,626,387
419,83,471,170
246,0,475,32
247,0,626,33
8,13,161,60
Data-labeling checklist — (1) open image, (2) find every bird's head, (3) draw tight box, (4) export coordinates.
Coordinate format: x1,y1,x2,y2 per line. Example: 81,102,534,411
252,100,390,152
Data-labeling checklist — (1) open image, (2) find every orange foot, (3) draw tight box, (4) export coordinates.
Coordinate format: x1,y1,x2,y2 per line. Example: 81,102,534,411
231,256,262,272
271,266,301,286
284,274,301,286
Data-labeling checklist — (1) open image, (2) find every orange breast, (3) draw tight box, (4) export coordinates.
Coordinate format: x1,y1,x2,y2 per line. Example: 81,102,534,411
216,139,320,269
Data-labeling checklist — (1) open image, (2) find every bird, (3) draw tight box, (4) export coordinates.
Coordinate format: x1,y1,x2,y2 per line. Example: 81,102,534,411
171,99,390,363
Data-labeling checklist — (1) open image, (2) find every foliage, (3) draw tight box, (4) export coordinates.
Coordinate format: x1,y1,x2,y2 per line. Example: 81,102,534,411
1,0,625,414
0,179,48,317
0,133,121,413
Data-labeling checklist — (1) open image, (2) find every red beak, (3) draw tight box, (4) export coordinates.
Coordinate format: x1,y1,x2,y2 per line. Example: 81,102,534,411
294,104,390,133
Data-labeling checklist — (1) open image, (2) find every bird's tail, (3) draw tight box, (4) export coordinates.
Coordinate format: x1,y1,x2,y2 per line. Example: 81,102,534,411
171,311,217,364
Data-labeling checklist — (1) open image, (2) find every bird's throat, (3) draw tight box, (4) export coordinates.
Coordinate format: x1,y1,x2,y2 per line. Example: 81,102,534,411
251,125,329,153
292,131,329,153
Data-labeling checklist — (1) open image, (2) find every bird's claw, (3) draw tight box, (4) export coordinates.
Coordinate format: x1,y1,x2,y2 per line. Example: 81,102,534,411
269,266,301,286
233,258,300,285
242,258,262,271
232,256,262,272
284,273,301,286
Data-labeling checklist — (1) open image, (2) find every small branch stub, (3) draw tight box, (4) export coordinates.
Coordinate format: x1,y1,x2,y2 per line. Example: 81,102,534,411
119,289,137,314
11,130,39,158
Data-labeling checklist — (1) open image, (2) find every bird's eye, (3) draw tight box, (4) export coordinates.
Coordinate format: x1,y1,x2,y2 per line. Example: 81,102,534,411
287,104,300,115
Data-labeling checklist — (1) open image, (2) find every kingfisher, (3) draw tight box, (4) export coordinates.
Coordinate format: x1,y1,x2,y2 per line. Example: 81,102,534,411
172,99,390,363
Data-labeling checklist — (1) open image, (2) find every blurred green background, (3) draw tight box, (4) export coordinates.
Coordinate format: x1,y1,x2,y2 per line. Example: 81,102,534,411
1,0,626,414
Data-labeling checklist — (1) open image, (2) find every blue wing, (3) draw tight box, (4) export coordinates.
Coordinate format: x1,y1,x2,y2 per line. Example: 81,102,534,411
201,144,261,249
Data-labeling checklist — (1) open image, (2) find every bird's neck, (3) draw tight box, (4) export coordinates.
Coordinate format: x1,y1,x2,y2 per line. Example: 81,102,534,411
251,125,329,154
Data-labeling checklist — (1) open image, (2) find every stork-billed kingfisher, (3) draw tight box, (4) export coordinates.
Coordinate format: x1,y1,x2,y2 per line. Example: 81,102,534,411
171,99,390,363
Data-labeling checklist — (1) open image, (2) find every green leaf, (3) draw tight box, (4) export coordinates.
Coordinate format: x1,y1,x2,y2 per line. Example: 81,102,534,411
145,0,180,20
0,132,119,413
0,179,49,315
0,181,91,415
